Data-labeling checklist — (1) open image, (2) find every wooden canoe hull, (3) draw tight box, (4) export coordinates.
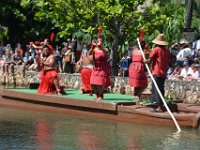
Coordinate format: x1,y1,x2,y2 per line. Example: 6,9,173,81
0,89,200,128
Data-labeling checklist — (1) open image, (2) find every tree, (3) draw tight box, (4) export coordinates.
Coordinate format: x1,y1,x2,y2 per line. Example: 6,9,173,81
20,0,200,74
21,0,151,75
185,0,193,29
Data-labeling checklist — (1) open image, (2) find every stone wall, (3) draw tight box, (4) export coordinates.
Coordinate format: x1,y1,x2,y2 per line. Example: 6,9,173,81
0,66,199,104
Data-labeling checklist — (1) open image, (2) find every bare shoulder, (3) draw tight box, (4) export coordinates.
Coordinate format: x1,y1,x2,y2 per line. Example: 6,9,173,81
47,54,55,60
49,54,55,58
104,48,109,52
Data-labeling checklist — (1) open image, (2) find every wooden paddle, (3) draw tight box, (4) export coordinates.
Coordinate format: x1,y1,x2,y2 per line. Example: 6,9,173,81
137,38,181,133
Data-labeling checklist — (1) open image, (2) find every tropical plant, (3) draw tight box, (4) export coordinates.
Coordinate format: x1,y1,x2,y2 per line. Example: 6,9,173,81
0,26,8,41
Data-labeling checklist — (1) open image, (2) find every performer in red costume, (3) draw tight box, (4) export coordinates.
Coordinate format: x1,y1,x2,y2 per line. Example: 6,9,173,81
37,45,64,95
129,41,148,102
77,42,93,96
88,27,111,100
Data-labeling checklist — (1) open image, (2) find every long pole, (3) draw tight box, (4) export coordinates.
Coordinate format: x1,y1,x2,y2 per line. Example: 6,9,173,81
137,38,181,133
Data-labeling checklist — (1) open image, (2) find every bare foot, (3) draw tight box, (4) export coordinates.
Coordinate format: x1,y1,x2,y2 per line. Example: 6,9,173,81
135,101,143,106
96,97,103,100
150,106,164,113
57,90,63,96
79,88,84,94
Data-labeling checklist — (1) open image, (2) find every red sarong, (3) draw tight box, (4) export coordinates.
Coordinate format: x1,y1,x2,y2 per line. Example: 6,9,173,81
129,55,148,87
90,51,111,88
37,69,59,94
81,68,92,91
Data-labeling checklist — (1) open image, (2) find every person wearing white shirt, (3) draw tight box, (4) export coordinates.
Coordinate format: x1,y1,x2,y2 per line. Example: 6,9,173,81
187,64,200,80
176,43,193,61
179,61,192,79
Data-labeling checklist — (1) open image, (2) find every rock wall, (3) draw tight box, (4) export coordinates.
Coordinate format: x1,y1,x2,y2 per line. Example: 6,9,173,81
0,66,199,104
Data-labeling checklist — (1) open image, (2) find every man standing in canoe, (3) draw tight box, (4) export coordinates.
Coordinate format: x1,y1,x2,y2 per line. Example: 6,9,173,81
37,45,65,95
77,42,94,96
144,33,170,112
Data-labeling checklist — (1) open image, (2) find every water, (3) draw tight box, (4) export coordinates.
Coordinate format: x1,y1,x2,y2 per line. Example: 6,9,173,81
0,108,199,150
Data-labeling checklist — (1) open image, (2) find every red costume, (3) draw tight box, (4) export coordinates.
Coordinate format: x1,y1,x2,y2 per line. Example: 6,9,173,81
150,46,171,78
37,69,60,94
129,54,147,87
81,68,92,91
90,51,111,88
48,45,54,55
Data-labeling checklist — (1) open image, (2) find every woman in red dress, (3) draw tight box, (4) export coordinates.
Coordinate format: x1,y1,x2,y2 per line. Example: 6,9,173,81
129,41,148,101
88,38,111,100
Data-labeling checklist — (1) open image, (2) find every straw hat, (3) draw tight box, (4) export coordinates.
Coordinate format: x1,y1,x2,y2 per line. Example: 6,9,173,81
171,43,179,48
152,33,168,45
179,39,188,45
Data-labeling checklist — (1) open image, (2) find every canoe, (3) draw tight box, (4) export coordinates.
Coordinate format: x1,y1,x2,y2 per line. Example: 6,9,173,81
177,103,200,113
117,104,200,128
0,88,199,128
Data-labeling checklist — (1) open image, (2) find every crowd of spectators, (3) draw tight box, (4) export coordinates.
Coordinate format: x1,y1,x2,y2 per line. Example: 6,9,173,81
0,37,199,81
0,38,87,75
118,38,200,81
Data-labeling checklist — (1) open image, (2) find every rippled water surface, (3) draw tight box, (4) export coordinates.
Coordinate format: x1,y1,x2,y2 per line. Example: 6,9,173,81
0,108,199,150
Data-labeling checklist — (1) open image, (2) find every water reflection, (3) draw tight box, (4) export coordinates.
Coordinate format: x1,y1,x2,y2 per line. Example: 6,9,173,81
78,123,104,150
0,108,199,150
36,120,53,150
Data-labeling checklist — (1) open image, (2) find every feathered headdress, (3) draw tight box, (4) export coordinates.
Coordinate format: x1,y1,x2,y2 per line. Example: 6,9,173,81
98,26,102,38
139,27,145,42
50,32,55,42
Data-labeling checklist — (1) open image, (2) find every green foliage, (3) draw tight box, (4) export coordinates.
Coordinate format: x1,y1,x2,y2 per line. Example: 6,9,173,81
0,26,8,41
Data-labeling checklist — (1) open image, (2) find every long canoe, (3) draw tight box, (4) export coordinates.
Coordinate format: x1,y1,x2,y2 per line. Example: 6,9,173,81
0,88,199,128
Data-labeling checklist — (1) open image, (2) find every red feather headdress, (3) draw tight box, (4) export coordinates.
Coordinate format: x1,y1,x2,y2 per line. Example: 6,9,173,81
139,28,144,42
98,26,102,38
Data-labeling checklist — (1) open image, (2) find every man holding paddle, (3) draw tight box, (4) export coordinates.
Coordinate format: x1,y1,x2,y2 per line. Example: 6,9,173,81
144,33,171,112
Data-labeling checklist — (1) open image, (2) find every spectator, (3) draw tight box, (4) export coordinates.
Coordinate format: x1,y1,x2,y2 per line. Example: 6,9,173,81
15,43,23,57
9,49,23,75
22,51,32,68
29,44,36,60
191,49,200,63
171,43,180,56
179,39,189,49
76,38,83,62
1,49,12,75
12,50,23,65
28,55,42,72
54,46,62,73
61,42,68,72
6,44,13,52
119,51,131,77
187,63,200,80
176,42,193,61
178,61,192,79
168,61,183,80
64,45,73,73
126,39,134,59
0,42,5,57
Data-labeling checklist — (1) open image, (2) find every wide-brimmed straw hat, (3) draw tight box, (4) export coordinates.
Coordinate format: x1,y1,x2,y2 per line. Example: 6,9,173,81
171,43,179,48
179,39,188,45
152,33,168,46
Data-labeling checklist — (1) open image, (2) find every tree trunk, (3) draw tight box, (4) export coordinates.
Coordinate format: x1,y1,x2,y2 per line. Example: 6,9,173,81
185,0,193,29
110,18,126,76
111,36,120,76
